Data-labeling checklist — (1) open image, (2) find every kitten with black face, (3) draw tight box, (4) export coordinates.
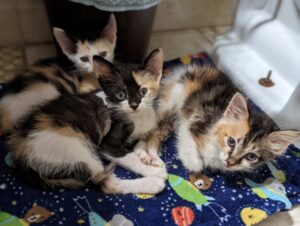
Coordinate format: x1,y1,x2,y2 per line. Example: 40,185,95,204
52,14,117,72
92,49,168,185
141,65,300,172
94,49,163,140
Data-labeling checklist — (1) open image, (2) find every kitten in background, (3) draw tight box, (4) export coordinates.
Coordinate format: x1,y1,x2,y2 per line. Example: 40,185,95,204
8,55,167,195
141,65,300,172
51,14,117,72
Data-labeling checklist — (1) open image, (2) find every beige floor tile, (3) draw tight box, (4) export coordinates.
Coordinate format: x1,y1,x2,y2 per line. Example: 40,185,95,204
0,0,15,10
149,29,212,60
25,44,56,65
214,26,232,34
199,26,232,44
199,27,218,43
0,46,25,82
17,0,52,43
153,0,237,32
0,8,23,45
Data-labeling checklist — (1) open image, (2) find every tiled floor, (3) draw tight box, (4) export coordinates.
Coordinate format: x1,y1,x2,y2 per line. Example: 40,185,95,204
149,26,231,60
0,43,56,82
0,47,25,82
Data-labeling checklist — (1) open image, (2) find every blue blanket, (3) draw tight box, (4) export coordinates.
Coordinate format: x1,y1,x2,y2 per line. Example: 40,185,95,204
1,53,300,226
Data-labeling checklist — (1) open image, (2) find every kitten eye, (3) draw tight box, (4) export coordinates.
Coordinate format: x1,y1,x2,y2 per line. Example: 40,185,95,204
99,51,107,58
139,87,148,97
115,91,126,101
80,56,89,63
245,153,258,161
227,136,236,148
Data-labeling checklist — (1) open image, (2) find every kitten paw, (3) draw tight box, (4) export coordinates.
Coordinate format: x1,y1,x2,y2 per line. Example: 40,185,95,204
142,165,168,180
136,149,152,165
149,154,165,168
142,177,166,194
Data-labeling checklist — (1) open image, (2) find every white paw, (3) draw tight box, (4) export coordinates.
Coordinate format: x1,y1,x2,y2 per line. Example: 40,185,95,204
182,157,204,172
136,149,152,165
142,165,168,180
149,154,165,168
141,177,166,194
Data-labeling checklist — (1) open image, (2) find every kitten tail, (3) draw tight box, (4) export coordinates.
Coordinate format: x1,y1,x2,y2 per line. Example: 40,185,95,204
42,178,85,189
90,161,117,184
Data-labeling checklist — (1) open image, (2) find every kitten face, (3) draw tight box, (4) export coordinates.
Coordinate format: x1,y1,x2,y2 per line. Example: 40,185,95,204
53,14,117,72
213,93,300,171
93,49,163,114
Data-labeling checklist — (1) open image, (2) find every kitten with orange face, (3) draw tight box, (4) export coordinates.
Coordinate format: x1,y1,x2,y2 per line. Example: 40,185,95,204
141,65,300,172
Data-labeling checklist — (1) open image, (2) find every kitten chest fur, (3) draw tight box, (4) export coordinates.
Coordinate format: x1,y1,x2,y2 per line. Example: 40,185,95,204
129,108,157,139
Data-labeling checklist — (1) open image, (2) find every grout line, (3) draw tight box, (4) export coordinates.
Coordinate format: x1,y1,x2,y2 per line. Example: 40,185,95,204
152,25,232,34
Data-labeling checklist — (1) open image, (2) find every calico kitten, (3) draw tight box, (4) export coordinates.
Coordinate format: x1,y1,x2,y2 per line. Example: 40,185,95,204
8,55,167,194
92,49,168,188
142,65,300,172
53,14,116,72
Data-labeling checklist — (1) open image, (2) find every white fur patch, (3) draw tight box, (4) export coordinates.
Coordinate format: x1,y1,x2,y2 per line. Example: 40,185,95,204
103,174,165,194
105,152,167,179
95,91,108,106
27,130,103,176
0,84,59,129
128,107,157,139
177,121,204,172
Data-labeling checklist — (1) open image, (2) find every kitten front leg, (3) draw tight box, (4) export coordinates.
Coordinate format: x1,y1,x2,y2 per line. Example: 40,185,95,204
102,174,165,194
134,140,152,165
137,118,175,167
134,140,164,167
177,122,204,172
147,133,166,167
107,152,167,180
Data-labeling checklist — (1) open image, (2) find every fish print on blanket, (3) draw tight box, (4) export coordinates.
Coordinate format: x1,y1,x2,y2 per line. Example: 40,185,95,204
168,174,230,223
73,196,133,226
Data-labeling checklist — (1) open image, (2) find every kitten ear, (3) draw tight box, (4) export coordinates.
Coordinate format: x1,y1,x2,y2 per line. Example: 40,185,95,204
93,56,114,78
102,14,117,44
143,48,164,81
266,130,300,155
224,92,249,120
53,27,76,55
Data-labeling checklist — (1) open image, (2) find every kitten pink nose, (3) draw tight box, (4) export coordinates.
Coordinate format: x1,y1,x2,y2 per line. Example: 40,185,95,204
226,159,236,167
130,103,139,111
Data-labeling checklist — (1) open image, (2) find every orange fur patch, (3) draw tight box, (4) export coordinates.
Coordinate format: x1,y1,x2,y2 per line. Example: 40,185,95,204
79,73,101,93
214,119,250,150
132,71,160,97
36,114,86,140
0,82,57,131
31,66,76,93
